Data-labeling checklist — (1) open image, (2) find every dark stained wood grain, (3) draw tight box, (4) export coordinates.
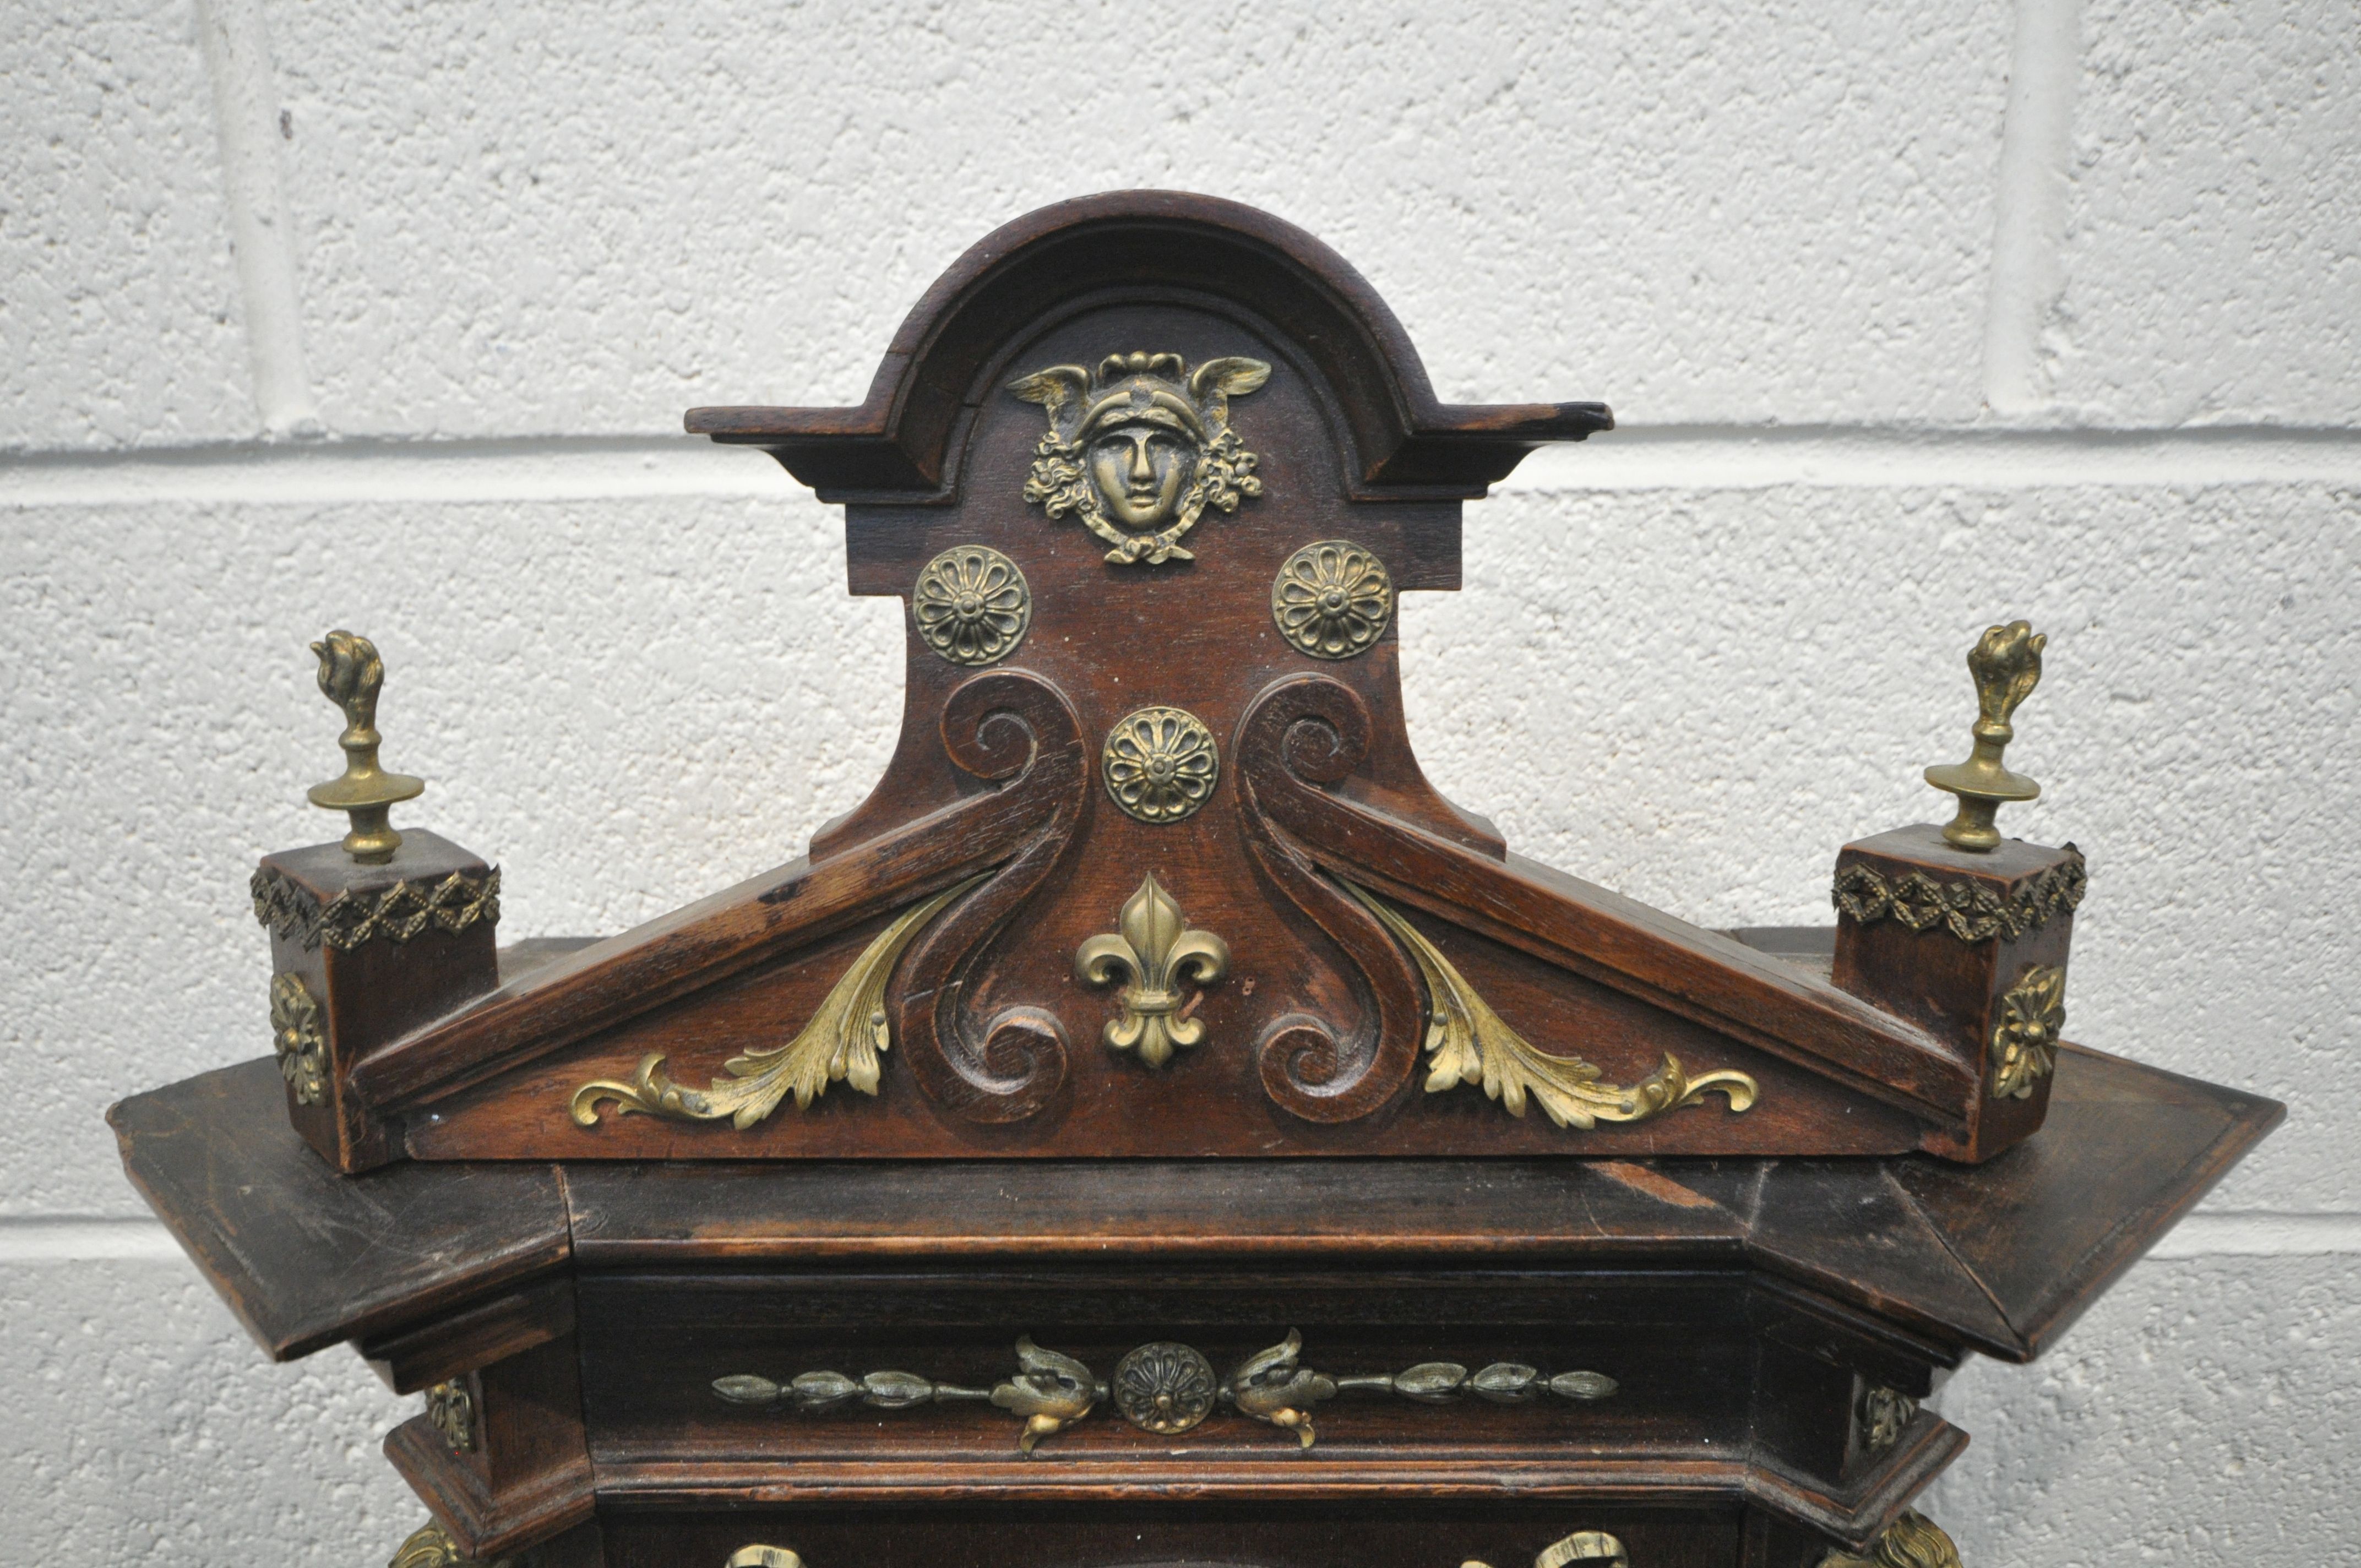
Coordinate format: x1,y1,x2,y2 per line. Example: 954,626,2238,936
260,829,501,1170
113,1029,2273,1559
366,198,2018,1164
600,1505,1747,1568
1890,1042,2283,1358
122,193,2284,1567
1831,824,2080,1160
361,1275,574,1394
112,1038,2278,1369
350,667,1085,1119
108,1058,568,1359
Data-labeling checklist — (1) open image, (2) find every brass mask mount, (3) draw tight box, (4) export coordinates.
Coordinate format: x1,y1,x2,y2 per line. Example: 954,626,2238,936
1923,620,2046,852
304,630,425,864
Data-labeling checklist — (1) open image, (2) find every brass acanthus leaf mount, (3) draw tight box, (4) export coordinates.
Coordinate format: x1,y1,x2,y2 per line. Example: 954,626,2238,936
1990,962,2066,1100
1858,1384,1918,1453
1470,1532,1634,1568
569,876,983,1129
715,1329,1615,1455
1345,882,1759,1130
306,630,426,864
1819,1511,1963,1568
426,1378,476,1453
1010,351,1270,565
1924,619,2046,852
1076,874,1230,1067
388,1520,520,1568
269,972,326,1106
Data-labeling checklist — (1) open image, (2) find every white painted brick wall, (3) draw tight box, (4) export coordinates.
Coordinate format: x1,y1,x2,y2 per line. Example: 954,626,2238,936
3,2,2355,1563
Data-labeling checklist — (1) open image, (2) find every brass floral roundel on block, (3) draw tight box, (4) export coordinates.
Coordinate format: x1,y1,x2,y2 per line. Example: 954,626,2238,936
912,545,1031,666
1103,706,1219,824
1272,540,1392,658
270,971,326,1106
1112,1342,1219,1433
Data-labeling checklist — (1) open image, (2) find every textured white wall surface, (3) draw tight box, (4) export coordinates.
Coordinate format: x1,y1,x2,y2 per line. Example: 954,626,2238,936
3,1,2356,1564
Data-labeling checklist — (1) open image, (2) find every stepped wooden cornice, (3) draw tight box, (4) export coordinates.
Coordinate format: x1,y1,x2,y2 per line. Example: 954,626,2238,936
685,190,1611,502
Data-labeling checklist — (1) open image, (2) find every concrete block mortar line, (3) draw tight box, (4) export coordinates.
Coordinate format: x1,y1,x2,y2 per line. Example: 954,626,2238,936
5,426,2361,510
2,1210,2353,1267
193,0,322,440
1982,0,2085,417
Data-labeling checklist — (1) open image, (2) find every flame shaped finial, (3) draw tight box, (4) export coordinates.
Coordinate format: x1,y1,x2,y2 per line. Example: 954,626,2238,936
1923,620,2047,852
303,630,425,863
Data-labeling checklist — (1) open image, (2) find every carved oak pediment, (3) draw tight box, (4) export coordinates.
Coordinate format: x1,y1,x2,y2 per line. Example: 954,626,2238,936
307,192,2062,1167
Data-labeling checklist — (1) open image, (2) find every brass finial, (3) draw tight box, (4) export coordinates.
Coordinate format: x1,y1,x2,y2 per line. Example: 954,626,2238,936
305,630,424,863
1923,620,2046,852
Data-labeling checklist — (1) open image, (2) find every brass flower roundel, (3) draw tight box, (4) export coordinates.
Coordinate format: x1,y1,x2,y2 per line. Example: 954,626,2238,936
270,971,326,1106
1990,963,2066,1099
1272,540,1392,659
1112,1342,1219,1434
912,546,1031,666
1103,706,1219,824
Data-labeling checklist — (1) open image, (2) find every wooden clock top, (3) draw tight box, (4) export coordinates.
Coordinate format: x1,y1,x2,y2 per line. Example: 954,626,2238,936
301,192,2064,1165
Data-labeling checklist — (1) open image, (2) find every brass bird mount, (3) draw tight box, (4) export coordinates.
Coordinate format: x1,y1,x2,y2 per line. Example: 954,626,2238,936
304,630,425,864
1924,619,2046,852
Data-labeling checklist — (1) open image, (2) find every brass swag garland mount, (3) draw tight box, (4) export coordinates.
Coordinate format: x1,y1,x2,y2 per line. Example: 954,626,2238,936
714,1329,1618,1455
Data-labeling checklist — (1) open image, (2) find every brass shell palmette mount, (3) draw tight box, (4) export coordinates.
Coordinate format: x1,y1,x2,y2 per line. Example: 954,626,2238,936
306,630,425,863
1923,619,2047,852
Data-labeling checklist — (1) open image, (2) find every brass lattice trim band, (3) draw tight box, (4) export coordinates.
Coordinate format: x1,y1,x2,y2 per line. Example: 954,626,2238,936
1832,848,2085,943
252,865,502,951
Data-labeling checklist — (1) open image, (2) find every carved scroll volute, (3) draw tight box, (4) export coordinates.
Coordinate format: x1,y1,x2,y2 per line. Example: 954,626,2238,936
892,668,1087,1123
1234,673,1422,1122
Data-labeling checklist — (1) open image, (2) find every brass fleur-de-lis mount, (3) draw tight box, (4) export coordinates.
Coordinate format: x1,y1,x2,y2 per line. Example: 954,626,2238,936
1075,874,1231,1067
1924,619,2047,852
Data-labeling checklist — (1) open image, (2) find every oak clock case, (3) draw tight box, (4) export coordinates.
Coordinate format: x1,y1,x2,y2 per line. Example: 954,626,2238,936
110,193,2280,1568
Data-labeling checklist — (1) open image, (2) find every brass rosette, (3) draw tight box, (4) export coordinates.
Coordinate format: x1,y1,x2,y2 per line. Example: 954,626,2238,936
1272,540,1392,658
269,972,327,1106
1990,963,2066,1099
1102,705,1220,824
1112,1342,1219,1433
912,545,1031,666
